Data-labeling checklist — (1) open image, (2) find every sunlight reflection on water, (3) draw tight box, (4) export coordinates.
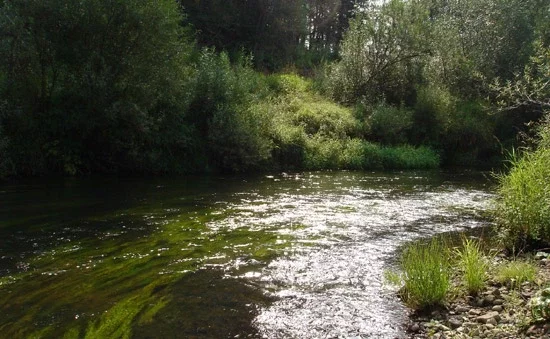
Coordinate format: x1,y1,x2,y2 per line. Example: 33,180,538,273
209,171,493,338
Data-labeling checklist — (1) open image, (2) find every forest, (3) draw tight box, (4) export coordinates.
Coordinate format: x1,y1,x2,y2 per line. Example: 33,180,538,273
0,0,549,176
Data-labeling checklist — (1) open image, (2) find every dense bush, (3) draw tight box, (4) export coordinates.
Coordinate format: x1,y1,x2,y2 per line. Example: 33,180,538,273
257,74,440,171
367,103,413,145
187,51,273,172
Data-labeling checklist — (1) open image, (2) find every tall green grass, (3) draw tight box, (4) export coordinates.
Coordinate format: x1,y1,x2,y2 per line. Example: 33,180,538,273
400,237,451,309
495,146,550,247
455,237,488,295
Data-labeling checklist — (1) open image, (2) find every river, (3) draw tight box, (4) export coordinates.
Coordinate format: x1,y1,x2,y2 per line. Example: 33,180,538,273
0,170,494,338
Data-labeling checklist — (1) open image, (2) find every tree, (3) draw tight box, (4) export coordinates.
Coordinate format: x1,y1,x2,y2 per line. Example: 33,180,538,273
0,0,193,174
325,0,432,104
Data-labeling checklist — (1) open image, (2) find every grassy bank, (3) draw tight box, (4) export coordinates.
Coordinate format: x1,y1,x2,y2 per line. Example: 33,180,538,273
388,118,550,337
387,236,550,338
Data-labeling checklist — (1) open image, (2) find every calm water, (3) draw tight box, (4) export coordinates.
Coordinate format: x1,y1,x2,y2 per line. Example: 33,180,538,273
0,170,494,338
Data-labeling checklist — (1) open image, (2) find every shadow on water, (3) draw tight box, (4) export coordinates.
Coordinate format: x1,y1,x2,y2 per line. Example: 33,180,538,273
134,269,274,339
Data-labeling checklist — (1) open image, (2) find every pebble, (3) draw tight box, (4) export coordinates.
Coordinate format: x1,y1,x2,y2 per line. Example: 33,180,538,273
492,305,503,312
476,311,500,324
456,305,469,313
486,318,498,326
469,309,482,316
493,299,504,305
409,323,420,332
483,295,495,305
448,318,462,329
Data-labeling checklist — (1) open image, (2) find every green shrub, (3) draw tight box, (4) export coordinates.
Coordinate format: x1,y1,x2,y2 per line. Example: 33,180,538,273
400,237,451,309
380,145,440,169
442,100,497,166
189,50,274,172
455,237,488,295
530,287,550,322
495,146,550,247
495,260,537,289
368,103,413,145
0,0,194,175
412,85,454,146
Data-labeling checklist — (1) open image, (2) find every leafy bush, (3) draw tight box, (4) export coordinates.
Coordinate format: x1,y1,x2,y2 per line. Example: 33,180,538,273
188,51,273,172
495,260,537,289
380,145,440,169
530,287,550,322
400,237,451,309
368,103,413,145
442,100,497,166
411,85,454,146
495,145,550,247
455,237,488,295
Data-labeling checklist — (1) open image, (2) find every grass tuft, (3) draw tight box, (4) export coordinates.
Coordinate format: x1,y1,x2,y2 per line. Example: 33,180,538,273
400,237,450,309
455,237,488,295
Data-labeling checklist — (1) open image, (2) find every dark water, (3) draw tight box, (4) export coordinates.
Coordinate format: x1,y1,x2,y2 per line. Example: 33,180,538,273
0,170,494,338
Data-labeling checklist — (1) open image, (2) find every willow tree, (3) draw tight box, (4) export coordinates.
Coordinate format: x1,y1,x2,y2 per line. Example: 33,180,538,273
325,0,432,104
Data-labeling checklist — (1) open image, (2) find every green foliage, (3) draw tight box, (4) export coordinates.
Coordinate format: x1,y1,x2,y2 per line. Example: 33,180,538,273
411,85,454,146
323,0,431,105
0,0,193,175
495,125,550,247
368,103,413,145
455,237,488,295
256,76,440,171
530,287,550,322
188,50,273,172
380,145,440,169
400,237,451,309
495,260,537,289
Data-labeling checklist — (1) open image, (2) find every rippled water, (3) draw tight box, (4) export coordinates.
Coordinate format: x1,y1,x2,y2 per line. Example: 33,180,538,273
0,170,493,338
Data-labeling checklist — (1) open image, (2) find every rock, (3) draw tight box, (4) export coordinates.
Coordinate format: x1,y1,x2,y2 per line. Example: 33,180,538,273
431,310,442,319
476,298,484,307
409,323,420,332
485,323,495,330
492,288,501,297
483,295,496,305
486,317,498,326
476,311,500,324
469,309,482,316
493,299,504,305
491,305,503,312
455,305,469,313
448,318,462,329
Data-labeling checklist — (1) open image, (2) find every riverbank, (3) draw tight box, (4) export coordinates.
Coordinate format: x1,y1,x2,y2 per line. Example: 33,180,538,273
404,248,550,338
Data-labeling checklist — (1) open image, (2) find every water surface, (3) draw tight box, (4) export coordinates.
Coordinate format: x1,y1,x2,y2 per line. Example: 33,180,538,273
0,170,494,338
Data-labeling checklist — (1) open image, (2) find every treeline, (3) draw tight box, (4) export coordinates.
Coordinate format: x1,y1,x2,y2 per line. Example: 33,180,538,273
0,0,548,177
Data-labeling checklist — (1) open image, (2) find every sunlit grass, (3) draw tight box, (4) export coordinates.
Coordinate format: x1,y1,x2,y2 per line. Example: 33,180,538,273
495,146,550,248
400,237,451,309
495,259,537,289
455,237,488,295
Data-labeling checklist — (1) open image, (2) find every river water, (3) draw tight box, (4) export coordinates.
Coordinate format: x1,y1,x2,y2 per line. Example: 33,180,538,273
0,170,494,338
